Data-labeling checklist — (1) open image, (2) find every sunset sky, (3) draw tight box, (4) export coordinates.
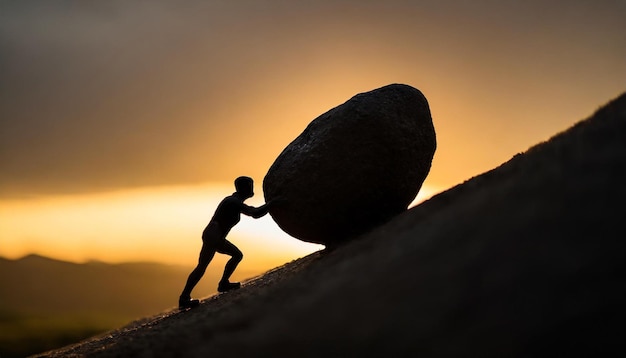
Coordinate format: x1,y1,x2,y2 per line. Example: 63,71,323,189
1,1,625,270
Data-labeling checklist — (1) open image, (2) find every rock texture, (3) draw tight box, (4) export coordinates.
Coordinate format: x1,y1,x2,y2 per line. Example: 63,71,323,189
263,84,436,245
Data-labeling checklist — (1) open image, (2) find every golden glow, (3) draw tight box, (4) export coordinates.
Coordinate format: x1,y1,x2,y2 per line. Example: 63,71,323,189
409,183,445,208
1,2,624,273
0,183,321,267
0,183,442,267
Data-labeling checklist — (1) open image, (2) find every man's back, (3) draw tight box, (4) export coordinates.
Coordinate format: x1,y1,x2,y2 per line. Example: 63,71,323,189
211,195,243,233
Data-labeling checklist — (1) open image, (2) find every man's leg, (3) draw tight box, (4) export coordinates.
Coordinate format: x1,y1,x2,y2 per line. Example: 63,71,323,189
217,240,243,292
180,242,216,307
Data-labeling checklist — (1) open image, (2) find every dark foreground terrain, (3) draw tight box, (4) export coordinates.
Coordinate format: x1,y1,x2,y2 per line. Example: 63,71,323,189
38,93,625,357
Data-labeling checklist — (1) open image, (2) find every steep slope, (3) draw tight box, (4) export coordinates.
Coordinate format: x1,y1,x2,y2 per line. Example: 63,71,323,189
38,92,625,357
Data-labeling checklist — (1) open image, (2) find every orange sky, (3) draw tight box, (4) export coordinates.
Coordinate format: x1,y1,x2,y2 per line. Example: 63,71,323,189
1,1,625,268
0,182,440,266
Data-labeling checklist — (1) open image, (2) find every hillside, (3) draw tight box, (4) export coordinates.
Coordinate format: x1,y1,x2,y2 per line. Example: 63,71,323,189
0,255,227,357
38,92,625,357
0,255,194,317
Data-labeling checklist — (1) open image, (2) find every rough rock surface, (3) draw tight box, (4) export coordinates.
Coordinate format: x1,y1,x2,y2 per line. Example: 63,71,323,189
263,84,436,245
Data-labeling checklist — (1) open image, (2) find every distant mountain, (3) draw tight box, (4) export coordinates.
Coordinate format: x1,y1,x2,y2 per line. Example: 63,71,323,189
1,254,193,317
36,92,626,357
0,254,213,357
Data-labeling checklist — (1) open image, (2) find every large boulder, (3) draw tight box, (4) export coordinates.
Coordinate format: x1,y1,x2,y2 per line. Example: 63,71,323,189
263,84,436,245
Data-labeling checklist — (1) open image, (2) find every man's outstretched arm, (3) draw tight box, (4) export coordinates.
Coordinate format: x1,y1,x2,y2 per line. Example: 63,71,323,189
240,202,272,218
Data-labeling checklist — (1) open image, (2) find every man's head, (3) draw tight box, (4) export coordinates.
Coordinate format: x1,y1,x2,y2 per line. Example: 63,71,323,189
234,176,254,198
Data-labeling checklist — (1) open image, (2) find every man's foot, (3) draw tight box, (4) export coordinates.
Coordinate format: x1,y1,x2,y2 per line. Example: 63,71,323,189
179,297,200,309
217,281,241,293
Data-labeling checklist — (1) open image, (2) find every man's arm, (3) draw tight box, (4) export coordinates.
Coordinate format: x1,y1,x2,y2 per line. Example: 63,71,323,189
240,202,272,218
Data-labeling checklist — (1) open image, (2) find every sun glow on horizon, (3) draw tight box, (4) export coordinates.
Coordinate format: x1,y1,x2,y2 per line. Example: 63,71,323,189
0,183,321,267
0,182,443,267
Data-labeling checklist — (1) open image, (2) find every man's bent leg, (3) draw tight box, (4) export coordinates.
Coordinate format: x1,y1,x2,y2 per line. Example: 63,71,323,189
217,240,243,292
180,242,216,306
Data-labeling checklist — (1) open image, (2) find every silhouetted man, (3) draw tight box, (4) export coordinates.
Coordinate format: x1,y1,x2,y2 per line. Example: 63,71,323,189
179,176,274,309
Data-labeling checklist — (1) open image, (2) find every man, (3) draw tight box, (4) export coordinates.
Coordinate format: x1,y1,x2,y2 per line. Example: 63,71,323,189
179,176,274,309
